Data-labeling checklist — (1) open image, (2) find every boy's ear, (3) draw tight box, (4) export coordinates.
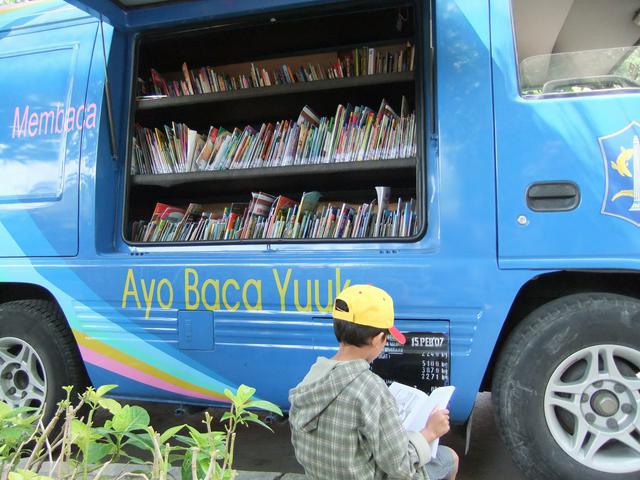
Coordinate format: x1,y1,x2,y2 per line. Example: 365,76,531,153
371,331,386,346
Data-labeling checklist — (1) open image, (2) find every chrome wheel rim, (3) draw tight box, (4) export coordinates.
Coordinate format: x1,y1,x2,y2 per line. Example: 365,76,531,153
544,344,640,474
0,337,47,409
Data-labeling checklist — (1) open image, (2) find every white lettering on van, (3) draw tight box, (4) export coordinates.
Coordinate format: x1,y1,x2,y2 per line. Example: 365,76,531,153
11,103,98,139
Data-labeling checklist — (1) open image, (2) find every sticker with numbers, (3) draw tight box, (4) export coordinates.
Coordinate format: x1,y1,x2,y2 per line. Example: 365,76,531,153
371,332,450,394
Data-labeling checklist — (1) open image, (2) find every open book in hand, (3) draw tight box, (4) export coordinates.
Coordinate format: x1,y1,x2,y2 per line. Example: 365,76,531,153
388,382,455,458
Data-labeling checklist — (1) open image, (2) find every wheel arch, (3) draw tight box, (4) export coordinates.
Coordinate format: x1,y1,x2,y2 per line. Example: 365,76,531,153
481,270,640,391
0,282,91,387
0,282,59,305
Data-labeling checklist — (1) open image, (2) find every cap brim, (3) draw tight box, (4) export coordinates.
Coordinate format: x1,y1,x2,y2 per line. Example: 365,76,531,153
388,326,406,345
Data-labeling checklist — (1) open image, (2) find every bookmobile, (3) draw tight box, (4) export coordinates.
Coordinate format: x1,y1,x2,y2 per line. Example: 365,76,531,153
2,0,640,477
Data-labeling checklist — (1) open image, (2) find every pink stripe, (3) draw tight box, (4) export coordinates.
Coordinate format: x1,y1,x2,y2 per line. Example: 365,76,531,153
79,346,224,402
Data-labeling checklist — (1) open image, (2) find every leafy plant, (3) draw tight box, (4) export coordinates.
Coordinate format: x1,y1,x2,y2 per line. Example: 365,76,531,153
0,383,282,480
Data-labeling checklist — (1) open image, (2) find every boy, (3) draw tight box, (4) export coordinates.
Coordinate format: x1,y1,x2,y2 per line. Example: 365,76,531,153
289,284,459,480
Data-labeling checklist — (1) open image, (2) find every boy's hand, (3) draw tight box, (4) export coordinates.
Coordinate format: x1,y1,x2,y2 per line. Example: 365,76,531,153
420,408,450,443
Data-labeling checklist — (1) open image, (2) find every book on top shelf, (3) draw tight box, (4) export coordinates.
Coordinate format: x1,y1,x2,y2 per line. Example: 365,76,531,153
142,42,415,100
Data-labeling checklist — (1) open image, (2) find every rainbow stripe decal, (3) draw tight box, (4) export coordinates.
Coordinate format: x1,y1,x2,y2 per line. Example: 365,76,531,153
74,330,228,402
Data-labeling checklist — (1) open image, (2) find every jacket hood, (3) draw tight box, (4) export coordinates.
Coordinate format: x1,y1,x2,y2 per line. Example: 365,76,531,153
288,357,370,432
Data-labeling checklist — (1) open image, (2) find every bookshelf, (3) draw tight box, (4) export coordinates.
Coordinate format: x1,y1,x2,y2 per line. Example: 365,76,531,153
126,1,422,243
137,71,414,111
132,157,416,196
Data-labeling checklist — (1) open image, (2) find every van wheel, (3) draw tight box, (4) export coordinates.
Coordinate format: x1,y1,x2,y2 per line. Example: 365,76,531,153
0,300,86,421
493,293,640,480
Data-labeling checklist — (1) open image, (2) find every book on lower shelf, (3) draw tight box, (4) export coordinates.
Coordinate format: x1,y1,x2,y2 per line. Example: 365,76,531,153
388,382,456,459
130,187,417,242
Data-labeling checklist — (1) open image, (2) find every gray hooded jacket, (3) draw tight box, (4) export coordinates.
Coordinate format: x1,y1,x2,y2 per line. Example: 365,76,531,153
288,357,431,480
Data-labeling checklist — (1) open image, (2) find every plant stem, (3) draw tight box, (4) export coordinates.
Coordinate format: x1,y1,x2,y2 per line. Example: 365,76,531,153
18,403,60,470
191,447,199,480
162,443,170,480
203,449,217,480
227,432,237,472
93,460,111,480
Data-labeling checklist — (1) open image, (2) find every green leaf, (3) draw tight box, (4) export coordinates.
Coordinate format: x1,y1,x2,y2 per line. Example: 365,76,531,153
220,412,233,422
222,469,236,480
122,431,154,452
70,420,102,451
95,385,119,397
186,425,210,449
86,442,114,464
245,400,283,416
122,454,148,465
4,406,37,420
112,405,150,432
71,418,91,437
175,433,197,447
9,469,54,480
0,425,33,445
181,456,194,480
98,398,122,415
223,388,235,402
236,384,256,403
243,416,273,432
160,424,185,444
129,406,151,429
0,401,12,417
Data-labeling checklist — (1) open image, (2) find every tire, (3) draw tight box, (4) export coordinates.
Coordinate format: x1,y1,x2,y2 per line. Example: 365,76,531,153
492,293,640,480
0,300,87,421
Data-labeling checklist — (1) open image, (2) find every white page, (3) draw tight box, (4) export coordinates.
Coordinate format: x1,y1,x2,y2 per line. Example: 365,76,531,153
423,386,455,458
389,382,455,458
186,129,198,172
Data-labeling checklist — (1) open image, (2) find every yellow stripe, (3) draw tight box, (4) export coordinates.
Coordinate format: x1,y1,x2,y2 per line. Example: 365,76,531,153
73,330,225,400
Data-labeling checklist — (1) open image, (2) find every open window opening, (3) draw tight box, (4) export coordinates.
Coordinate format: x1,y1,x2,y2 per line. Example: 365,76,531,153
512,0,640,96
124,1,425,244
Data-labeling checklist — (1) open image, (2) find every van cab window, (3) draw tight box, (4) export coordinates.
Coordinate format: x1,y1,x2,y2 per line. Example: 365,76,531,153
512,0,640,96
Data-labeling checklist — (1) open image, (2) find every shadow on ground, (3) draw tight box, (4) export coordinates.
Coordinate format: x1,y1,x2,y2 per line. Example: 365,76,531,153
119,393,525,480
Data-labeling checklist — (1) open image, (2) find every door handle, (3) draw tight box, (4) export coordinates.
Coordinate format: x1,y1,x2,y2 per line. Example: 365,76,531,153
526,181,580,212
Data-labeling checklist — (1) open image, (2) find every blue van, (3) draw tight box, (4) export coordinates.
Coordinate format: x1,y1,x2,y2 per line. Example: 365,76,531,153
1,0,639,478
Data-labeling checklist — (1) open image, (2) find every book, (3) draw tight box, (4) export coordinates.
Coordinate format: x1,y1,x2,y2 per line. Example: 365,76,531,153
241,191,276,239
265,195,298,238
374,186,390,237
388,382,455,458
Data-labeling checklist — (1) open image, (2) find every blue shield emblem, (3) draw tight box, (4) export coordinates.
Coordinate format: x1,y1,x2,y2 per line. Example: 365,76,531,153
599,121,640,226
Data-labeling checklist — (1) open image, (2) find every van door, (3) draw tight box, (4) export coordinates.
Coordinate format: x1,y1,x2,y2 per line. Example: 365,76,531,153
493,0,640,267
0,16,98,257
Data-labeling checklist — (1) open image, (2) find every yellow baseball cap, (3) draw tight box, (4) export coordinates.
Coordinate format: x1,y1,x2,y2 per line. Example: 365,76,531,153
333,284,406,345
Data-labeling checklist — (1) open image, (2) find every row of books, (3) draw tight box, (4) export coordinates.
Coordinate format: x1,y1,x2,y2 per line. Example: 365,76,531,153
130,187,416,242
131,99,416,175
145,43,415,98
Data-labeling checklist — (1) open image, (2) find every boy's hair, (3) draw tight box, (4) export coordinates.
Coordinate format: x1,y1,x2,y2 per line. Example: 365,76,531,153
333,318,388,347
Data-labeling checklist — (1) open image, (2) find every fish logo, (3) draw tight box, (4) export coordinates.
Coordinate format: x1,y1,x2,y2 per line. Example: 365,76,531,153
599,122,640,226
